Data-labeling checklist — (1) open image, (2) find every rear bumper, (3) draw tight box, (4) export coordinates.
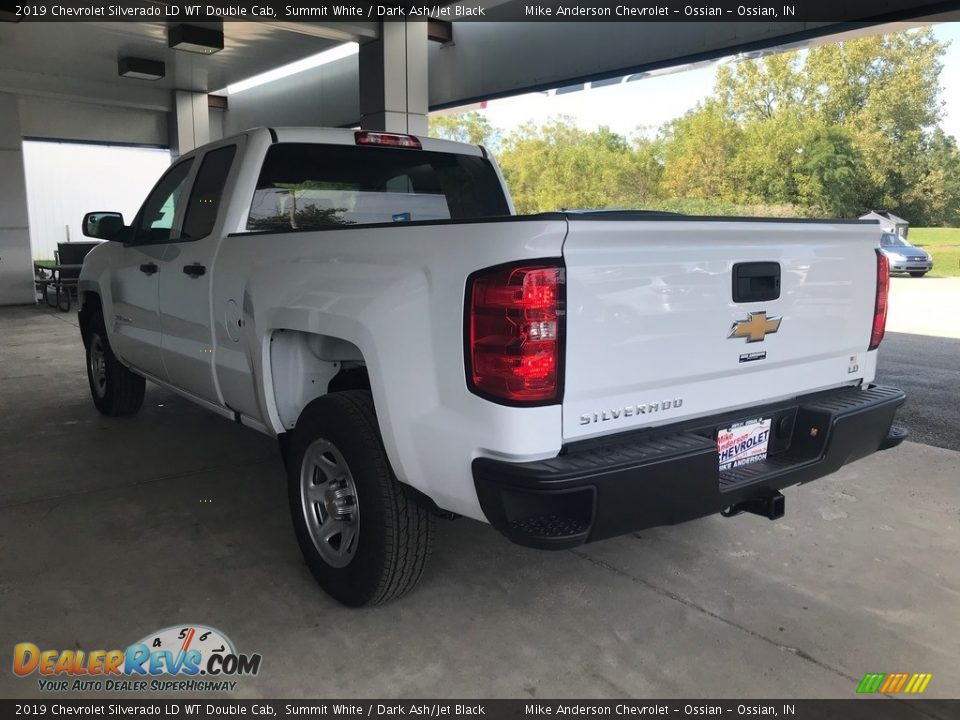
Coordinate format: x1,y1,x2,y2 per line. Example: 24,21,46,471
473,385,906,549
889,260,932,272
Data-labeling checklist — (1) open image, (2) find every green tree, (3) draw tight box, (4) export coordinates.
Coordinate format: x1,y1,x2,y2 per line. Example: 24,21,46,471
715,52,806,122
660,101,741,199
706,29,951,220
909,129,960,225
728,109,806,204
792,124,866,217
805,29,947,219
428,111,501,149
720,109,865,217
497,118,662,213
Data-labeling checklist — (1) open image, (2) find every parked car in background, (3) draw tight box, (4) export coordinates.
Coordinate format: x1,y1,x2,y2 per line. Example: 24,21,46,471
880,232,933,277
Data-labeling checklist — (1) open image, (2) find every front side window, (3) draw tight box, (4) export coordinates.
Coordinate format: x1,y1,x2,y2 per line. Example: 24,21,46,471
246,143,510,232
136,160,194,244
182,145,237,241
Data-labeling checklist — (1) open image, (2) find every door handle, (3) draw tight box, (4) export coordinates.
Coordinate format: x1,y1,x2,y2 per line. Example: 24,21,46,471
139,263,158,275
183,263,206,278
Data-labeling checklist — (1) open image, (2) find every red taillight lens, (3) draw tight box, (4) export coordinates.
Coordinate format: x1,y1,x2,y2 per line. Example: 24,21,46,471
467,262,565,404
870,249,890,350
354,131,422,149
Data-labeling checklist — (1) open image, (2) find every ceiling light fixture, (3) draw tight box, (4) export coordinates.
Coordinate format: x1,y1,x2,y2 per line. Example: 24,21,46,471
225,42,358,95
168,25,224,54
118,57,166,81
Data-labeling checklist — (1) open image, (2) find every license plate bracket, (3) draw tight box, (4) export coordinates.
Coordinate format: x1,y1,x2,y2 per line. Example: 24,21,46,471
717,417,772,472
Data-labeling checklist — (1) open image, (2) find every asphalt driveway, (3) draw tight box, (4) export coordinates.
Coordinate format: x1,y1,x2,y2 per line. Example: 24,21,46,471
877,277,960,450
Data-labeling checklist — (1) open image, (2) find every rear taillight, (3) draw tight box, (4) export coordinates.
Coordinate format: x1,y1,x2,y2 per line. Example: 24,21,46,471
354,131,422,149
466,262,565,405
870,249,890,350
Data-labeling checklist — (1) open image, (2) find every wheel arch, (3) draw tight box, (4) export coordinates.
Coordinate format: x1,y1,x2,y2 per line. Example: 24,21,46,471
78,289,103,347
266,328,372,433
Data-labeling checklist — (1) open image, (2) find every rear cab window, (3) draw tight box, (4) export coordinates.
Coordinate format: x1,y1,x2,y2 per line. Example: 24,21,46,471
182,144,237,241
246,143,510,231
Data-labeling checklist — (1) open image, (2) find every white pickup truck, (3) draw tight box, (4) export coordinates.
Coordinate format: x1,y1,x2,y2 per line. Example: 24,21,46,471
78,127,906,606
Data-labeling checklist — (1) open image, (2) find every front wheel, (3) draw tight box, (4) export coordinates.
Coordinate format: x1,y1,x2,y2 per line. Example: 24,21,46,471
909,271,928,278
287,390,432,607
85,311,145,416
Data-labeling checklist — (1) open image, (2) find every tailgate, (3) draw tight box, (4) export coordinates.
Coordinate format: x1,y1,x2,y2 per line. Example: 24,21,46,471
561,218,881,442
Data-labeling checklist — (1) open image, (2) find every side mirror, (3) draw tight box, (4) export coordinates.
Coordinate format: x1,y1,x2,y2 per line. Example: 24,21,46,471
82,211,126,241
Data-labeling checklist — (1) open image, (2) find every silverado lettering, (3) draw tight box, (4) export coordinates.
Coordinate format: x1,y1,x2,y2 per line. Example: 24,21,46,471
580,398,685,425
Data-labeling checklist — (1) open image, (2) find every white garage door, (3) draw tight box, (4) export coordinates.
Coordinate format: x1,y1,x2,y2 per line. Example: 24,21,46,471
23,140,171,260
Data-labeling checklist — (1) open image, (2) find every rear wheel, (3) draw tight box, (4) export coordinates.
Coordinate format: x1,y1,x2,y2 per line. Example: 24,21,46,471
909,271,927,277
287,390,432,607
84,311,145,416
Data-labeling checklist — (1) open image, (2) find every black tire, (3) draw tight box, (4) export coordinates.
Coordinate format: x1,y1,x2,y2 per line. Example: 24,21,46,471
84,311,145,417
287,390,432,607
909,271,927,278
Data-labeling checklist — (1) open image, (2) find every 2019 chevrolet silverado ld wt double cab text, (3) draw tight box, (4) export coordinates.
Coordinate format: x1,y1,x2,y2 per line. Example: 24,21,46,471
77,128,906,606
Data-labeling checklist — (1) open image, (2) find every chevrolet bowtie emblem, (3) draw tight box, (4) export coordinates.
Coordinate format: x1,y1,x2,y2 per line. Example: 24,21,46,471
728,311,782,343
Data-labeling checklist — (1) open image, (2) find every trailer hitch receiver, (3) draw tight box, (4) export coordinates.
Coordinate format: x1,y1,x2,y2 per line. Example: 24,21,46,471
722,491,785,521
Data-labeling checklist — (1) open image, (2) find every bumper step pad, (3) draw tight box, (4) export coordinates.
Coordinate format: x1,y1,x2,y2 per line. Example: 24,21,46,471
719,385,908,492
510,515,589,538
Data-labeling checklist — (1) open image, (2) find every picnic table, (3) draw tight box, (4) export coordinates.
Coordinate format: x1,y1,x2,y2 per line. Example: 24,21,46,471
34,241,101,312
35,263,84,311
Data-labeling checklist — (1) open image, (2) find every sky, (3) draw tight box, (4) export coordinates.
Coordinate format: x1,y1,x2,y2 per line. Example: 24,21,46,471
463,23,960,141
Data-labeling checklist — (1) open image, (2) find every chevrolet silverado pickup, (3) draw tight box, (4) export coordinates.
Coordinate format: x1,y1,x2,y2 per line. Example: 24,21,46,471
77,127,906,606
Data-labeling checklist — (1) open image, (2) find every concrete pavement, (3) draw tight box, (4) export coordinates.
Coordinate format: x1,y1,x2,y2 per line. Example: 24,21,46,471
887,276,960,340
1,305,958,702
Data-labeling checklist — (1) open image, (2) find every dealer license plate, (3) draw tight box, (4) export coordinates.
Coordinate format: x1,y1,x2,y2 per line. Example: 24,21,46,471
717,417,772,472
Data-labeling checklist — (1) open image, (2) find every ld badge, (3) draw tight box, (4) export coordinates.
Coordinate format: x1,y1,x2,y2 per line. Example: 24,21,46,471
729,311,782,343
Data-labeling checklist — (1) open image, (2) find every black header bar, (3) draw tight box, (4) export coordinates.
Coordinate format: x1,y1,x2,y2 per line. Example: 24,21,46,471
3,0,960,23
1,699,959,718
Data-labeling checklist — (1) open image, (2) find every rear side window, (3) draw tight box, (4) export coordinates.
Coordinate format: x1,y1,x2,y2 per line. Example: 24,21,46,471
246,143,509,231
182,145,237,240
